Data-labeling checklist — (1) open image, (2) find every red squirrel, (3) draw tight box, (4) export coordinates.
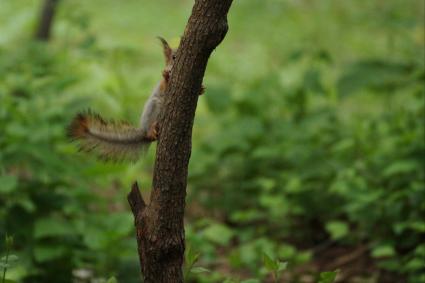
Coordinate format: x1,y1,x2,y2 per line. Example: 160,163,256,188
68,37,204,161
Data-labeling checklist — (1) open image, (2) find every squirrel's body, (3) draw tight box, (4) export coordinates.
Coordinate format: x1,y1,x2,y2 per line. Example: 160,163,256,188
68,37,204,161
140,80,165,136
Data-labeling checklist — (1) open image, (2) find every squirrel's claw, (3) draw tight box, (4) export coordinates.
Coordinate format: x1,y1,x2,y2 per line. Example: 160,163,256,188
153,122,159,139
199,85,206,96
162,69,171,82
147,121,159,141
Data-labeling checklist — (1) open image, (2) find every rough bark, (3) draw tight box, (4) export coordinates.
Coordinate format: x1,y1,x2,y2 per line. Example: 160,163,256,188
127,0,233,282
35,0,60,41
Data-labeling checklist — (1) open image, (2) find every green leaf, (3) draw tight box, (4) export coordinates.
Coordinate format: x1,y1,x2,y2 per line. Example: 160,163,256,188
255,178,276,191
34,245,67,262
277,261,288,272
0,175,18,193
371,245,396,258
5,235,14,248
203,223,234,246
319,270,339,283
262,252,278,271
107,276,118,283
190,267,211,274
34,217,75,238
185,245,200,267
337,60,413,95
408,221,425,233
325,221,349,240
230,210,263,223
241,280,261,283
278,244,297,258
0,255,18,263
405,257,425,271
16,198,36,212
295,250,312,264
383,160,418,177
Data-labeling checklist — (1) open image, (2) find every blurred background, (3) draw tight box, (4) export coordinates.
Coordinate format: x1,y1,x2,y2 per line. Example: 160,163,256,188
0,0,424,282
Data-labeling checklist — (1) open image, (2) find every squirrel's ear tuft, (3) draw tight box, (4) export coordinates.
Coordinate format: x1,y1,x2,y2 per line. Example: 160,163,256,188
157,36,169,48
157,36,173,64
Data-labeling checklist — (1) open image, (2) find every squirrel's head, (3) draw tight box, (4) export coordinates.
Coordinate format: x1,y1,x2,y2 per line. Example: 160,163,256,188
157,36,176,68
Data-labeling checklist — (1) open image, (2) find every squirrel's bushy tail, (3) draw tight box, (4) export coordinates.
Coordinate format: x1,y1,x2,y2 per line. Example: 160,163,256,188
68,111,151,161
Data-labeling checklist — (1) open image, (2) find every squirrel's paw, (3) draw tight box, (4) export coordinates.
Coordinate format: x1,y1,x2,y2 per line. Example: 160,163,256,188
199,85,206,96
162,69,171,82
147,121,159,141
153,122,159,139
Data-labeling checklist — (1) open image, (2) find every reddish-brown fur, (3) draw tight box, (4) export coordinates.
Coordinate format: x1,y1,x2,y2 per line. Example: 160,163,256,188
68,114,89,139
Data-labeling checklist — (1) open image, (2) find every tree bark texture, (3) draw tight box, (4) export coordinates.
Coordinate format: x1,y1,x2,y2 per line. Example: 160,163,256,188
35,0,60,41
127,0,233,282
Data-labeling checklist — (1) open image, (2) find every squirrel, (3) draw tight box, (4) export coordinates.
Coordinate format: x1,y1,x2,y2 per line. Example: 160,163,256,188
68,37,204,161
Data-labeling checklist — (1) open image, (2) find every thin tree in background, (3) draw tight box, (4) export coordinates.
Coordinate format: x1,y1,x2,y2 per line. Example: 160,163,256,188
127,0,234,282
35,0,60,41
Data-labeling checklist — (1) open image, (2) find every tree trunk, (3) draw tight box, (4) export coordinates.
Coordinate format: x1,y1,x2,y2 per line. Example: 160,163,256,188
34,0,60,41
127,0,233,282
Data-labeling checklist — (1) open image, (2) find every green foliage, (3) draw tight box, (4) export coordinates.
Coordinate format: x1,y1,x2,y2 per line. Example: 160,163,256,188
187,2,424,282
318,270,339,283
191,267,211,275
262,253,287,282
190,60,424,281
325,221,349,240
337,59,417,95
184,245,201,279
0,41,136,282
184,246,212,281
1,0,424,282
1,235,18,283
202,222,234,246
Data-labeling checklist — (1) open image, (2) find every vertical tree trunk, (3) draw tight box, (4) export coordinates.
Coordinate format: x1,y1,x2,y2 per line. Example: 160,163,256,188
127,0,233,282
35,0,60,41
